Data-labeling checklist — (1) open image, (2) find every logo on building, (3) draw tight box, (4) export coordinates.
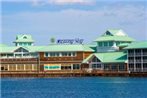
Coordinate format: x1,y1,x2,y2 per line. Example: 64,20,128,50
57,38,84,44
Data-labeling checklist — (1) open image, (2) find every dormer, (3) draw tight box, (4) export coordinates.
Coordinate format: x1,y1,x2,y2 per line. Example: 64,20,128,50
103,29,127,37
13,34,34,46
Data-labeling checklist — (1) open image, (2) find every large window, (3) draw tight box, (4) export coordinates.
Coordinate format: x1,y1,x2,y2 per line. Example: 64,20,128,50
135,49,141,55
111,65,118,71
92,64,101,69
92,57,100,62
128,50,134,56
104,64,110,70
44,52,76,57
61,66,71,70
109,41,113,46
116,42,121,46
98,42,103,47
73,64,80,69
119,64,126,71
104,42,108,47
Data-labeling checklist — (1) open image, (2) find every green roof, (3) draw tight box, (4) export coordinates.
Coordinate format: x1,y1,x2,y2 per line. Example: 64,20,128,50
0,44,7,47
0,46,44,53
13,34,34,43
95,29,135,42
38,44,94,52
125,41,147,49
0,45,94,53
95,36,135,42
83,52,127,63
118,43,129,47
0,46,18,53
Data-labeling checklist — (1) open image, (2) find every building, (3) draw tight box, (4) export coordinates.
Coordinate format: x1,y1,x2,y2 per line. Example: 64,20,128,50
125,42,147,72
0,34,94,72
0,29,147,75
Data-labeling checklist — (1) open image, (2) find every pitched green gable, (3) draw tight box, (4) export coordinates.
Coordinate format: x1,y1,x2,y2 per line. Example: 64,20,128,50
13,34,34,43
125,41,147,49
95,29,135,42
83,52,127,63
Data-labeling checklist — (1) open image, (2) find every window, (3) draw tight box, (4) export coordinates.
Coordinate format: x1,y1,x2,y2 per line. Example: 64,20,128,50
50,52,56,57
129,64,134,68
105,31,112,36
143,63,147,68
61,66,71,70
104,42,108,46
23,36,27,39
92,57,100,62
135,57,141,62
73,64,80,69
92,64,101,69
62,52,68,56
119,64,125,71
44,52,76,57
72,52,76,56
128,50,134,56
104,64,110,70
28,43,32,46
116,42,120,46
98,42,103,47
45,53,48,57
109,41,113,46
111,65,117,71
143,56,147,62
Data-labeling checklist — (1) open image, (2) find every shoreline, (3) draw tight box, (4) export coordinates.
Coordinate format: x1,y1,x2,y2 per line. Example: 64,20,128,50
1,71,147,77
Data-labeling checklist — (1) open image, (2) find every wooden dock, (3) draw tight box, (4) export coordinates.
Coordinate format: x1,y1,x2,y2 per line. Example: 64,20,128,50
1,70,147,77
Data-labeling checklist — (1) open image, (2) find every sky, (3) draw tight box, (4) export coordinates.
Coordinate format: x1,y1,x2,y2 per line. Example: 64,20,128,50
1,0,147,45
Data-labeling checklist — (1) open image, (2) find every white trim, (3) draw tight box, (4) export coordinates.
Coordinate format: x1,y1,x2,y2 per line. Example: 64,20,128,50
24,64,26,70
16,64,18,71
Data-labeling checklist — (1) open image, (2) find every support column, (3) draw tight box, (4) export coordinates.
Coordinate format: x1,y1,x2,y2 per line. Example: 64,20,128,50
134,49,136,72
8,64,9,71
32,64,34,71
16,64,18,71
141,49,144,72
24,64,26,71
71,64,73,70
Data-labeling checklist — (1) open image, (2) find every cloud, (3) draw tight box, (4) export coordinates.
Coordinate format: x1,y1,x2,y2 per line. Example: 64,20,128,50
2,2,147,45
2,0,96,6
31,0,96,6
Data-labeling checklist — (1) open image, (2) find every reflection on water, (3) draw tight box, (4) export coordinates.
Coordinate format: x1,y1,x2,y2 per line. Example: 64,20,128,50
1,77,147,98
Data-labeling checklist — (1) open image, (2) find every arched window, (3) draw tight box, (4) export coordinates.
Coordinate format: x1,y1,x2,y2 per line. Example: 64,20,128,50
23,36,27,39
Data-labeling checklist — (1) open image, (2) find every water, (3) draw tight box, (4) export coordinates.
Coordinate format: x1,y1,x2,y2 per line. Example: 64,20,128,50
1,77,147,98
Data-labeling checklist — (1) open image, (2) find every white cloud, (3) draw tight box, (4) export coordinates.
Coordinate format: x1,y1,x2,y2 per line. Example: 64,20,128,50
48,0,95,5
2,3,147,45
2,0,96,6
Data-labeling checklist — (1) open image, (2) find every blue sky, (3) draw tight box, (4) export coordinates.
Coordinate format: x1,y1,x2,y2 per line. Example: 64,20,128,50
1,0,147,45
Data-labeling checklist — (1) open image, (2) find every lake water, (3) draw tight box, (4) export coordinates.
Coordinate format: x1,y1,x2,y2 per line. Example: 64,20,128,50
1,77,147,98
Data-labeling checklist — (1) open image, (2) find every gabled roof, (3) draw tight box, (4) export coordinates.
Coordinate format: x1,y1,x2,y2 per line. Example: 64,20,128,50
83,52,127,63
37,44,94,52
105,29,126,36
124,41,147,49
13,34,34,43
95,29,135,42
